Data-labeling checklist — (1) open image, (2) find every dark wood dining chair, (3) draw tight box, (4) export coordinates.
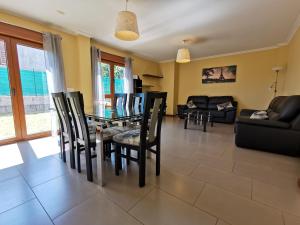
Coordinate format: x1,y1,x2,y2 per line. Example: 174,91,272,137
113,92,167,187
51,92,76,169
128,93,144,110
113,93,127,108
65,91,128,182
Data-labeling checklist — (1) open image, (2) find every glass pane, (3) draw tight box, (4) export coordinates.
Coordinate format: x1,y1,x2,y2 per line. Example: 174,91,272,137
100,62,111,95
16,44,51,135
0,40,16,140
114,65,125,94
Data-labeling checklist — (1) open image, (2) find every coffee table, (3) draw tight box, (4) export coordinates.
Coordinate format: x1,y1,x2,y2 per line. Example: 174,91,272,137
184,109,213,132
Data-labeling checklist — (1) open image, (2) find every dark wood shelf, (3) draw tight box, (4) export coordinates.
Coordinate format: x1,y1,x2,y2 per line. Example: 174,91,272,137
142,74,163,79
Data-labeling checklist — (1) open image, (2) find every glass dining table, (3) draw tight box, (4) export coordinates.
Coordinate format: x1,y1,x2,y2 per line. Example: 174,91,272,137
85,105,143,186
86,106,143,123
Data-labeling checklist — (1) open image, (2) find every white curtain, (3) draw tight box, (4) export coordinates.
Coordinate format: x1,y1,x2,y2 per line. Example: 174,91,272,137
91,46,105,114
43,32,66,136
124,57,133,94
43,33,66,93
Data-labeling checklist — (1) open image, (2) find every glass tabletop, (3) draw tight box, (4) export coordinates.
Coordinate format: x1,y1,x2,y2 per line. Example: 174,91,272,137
86,105,143,122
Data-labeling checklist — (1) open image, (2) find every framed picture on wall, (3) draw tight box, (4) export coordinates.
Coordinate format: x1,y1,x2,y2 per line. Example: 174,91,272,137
202,65,237,84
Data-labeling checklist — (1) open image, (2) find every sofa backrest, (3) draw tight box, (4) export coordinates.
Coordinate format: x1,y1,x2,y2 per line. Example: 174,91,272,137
187,96,208,109
208,96,234,110
269,95,300,122
267,96,287,112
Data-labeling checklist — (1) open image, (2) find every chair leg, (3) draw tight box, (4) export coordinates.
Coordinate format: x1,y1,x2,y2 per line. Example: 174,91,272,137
61,135,66,163
69,138,75,169
108,143,112,158
139,147,146,187
126,148,131,165
156,144,161,176
85,145,93,182
115,144,121,176
76,143,81,173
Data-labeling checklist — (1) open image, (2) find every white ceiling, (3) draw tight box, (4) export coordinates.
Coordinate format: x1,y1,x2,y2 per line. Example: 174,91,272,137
0,0,300,62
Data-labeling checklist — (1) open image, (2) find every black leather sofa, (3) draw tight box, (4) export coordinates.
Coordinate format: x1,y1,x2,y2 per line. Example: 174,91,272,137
235,95,300,156
177,96,238,124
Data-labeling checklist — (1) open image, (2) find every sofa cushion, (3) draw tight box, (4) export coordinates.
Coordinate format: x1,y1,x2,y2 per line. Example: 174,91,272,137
208,96,234,110
276,95,300,122
210,110,225,118
187,96,208,109
267,96,287,112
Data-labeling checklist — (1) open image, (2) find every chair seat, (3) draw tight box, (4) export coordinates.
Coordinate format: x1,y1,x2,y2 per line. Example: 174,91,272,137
113,129,141,146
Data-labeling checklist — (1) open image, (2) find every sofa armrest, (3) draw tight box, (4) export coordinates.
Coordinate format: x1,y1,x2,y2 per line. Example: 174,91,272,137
236,116,290,129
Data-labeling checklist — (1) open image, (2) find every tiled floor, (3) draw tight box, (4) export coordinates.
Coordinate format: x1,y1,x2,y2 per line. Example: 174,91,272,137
0,117,300,225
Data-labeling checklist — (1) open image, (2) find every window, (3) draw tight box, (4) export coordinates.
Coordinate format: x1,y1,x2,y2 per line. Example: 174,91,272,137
99,52,125,105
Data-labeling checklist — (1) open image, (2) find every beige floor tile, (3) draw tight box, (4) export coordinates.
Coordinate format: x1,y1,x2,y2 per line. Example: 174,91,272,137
161,155,199,176
284,213,300,225
195,184,283,225
0,176,35,213
0,166,20,183
190,165,252,198
253,180,300,216
234,162,298,189
217,219,232,225
101,166,154,211
192,153,234,172
0,199,53,225
33,174,98,219
129,189,217,225
18,157,68,187
54,193,142,225
150,169,204,204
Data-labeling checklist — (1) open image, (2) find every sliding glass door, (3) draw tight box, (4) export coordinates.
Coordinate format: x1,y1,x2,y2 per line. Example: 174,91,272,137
0,35,51,145
0,36,18,143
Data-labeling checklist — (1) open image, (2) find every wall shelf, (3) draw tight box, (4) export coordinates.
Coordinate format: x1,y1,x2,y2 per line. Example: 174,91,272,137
142,74,163,79
142,84,154,88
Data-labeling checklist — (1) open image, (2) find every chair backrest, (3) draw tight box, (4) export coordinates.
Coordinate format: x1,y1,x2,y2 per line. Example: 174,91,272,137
129,93,144,110
51,92,73,139
113,93,127,108
66,91,90,146
140,92,167,146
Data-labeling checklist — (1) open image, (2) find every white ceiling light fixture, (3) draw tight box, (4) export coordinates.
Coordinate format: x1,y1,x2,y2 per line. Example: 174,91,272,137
176,40,191,63
115,0,140,41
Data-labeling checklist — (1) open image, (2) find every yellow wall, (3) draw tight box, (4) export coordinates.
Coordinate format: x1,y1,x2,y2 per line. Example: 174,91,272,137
160,47,289,114
0,11,161,111
284,28,300,95
92,40,161,93
0,11,80,90
159,61,179,115
2,10,299,115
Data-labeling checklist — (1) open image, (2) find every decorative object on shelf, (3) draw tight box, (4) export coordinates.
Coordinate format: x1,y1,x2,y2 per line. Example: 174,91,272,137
202,65,237,84
270,66,283,97
115,0,139,41
176,40,191,63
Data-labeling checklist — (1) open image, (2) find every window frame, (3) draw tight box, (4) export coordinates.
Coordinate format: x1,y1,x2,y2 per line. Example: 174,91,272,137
100,52,125,104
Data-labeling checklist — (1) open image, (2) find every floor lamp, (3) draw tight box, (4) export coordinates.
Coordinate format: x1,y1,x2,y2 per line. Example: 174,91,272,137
271,66,283,98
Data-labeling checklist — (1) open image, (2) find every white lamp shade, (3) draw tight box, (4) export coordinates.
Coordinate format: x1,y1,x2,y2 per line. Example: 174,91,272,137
176,48,191,63
115,11,139,41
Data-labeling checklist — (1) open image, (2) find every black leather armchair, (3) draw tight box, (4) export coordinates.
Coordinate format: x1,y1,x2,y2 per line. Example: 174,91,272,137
235,96,300,156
